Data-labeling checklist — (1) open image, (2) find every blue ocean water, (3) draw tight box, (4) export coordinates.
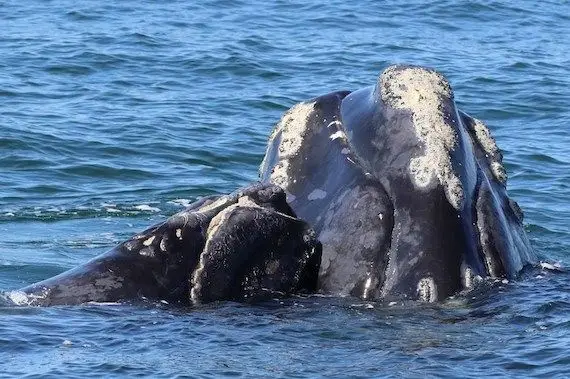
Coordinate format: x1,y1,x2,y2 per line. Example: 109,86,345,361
0,0,569,377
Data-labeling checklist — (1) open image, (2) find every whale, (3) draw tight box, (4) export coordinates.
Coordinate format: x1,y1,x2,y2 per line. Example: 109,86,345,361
9,183,321,306
8,64,535,306
260,64,535,302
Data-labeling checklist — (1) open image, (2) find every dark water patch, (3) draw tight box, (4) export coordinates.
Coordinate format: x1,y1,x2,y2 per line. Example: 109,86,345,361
56,164,159,180
65,10,104,22
44,64,94,76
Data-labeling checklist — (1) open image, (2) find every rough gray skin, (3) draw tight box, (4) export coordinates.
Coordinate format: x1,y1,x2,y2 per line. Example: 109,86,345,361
260,64,535,302
11,183,321,306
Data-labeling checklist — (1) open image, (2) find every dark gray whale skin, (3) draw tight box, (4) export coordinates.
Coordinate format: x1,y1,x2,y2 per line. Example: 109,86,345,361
9,64,535,306
12,183,321,306
260,64,535,302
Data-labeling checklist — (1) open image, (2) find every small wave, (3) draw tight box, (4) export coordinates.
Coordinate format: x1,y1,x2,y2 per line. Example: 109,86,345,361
168,199,193,208
525,153,566,165
65,10,103,21
44,64,94,76
134,204,161,212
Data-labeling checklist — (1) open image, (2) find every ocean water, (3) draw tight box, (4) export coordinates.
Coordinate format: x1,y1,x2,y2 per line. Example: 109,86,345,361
0,0,569,377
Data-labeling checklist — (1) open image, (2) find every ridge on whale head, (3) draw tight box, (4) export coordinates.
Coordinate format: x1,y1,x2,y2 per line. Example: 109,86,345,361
260,64,535,302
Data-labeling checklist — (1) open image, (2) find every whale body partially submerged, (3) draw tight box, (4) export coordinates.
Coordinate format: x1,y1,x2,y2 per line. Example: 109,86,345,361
9,65,535,306
261,65,535,301
12,184,321,306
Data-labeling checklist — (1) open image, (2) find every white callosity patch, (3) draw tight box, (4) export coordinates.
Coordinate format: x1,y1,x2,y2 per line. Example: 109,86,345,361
329,130,346,141
124,241,136,251
143,236,155,246
462,265,483,289
263,102,316,188
270,160,290,189
472,118,507,184
326,120,342,129
307,189,327,201
463,267,472,289
475,188,500,278
362,275,378,300
196,196,230,214
139,248,154,257
462,264,474,288
236,196,261,208
491,162,507,184
381,66,464,210
461,264,479,288
417,277,438,302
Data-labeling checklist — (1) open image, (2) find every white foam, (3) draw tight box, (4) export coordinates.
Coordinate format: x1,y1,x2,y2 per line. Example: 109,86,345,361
7,289,49,306
540,261,563,271
169,199,192,207
135,204,160,212
7,291,30,305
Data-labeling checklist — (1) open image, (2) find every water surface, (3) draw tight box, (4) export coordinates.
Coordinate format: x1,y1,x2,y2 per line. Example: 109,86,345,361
1,1,569,377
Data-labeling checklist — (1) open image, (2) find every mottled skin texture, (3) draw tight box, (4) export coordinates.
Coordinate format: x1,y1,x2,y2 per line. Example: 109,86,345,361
13,64,535,306
261,65,535,302
15,183,321,306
